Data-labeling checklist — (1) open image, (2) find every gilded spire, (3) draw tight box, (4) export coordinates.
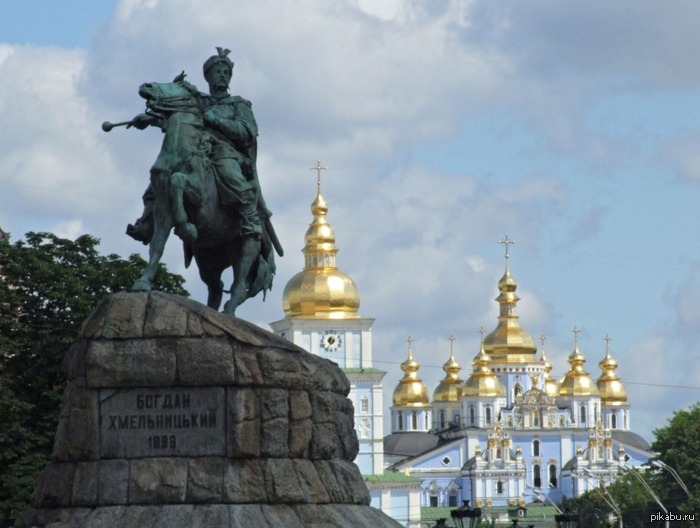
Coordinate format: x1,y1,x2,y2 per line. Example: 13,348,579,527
282,160,360,318
483,235,537,363
393,337,430,406
433,335,464,402
539,333,559,397
596,335,628,405
558,327,600,396
463,328,506,397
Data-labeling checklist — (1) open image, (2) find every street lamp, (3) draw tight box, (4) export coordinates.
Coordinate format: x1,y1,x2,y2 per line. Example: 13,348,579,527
432,519,448,528
621,464,669,528
651,460,690,497
451,500,482,528
524,483,563,514
581,469,623,528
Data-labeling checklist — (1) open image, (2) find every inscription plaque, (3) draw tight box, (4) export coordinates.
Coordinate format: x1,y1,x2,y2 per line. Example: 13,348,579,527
99,387,225,458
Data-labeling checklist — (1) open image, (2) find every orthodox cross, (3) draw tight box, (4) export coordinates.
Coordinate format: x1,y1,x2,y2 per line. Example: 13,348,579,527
571,326,581,346
499,234,516,259
603,334,612,353
309,158,328,189
448,334,455,356
406,336,414,356
539,332,547,350
478,326,486,342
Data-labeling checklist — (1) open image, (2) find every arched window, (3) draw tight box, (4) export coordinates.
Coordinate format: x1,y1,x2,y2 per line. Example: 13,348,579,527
549,464,558,488
580,404,587,424
469,406,476,425
496,480,504,494
611,413,618,429
412,411,418,430
624,412,628,429
485,406,492,425
398,411,404,431
533,464,542,488
533,439,540,457
440,410,446,429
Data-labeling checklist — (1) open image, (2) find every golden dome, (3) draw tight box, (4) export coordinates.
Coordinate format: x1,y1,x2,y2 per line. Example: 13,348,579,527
483,238,538,363
558,328,600,397
539,333,559,397
433,335,463,402
596,335,628,405
462,336,506,398
282,178,361,319
393,337,430,407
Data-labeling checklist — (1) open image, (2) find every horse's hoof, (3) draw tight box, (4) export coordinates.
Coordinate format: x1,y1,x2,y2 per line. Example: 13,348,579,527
222,300,237,317
131,278,152,292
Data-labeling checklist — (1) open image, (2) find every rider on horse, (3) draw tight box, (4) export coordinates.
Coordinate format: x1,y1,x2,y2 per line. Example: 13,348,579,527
127,48,270,259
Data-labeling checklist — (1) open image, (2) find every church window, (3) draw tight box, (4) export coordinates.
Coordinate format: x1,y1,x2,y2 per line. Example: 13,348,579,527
430,495,438,507
449,493,458,507
549,464,558,488
485,406,492,425
533,411,540,427
580,404,587,425
398,411,404,431
454,414,461,425
594,403,599,422
624,412,628,429
469,406,476,425
611,413,617,429
533,464,542,488
360,395,369,414
496,480,504,494
533,439,540,457
425,413,430,430
442,456,452,466
412,411,418,430
440,410,446,429
496,447,502,459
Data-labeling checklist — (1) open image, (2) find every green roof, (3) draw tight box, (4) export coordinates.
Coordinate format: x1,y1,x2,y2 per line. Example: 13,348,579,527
364,470,421,483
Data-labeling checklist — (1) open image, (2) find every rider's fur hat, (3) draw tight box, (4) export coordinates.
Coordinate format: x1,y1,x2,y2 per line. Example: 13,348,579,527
203,47,234,78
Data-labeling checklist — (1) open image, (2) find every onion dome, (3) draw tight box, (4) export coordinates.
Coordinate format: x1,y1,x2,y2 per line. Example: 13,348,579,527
539,333,559,397
483,236,537,363
558,327,600,397
393,337,430,407
433,335,464,402
463,333,506,398
282,168,360,319
596,335,628,405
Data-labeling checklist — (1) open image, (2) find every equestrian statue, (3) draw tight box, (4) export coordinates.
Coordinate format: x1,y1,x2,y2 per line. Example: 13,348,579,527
103,48,283,315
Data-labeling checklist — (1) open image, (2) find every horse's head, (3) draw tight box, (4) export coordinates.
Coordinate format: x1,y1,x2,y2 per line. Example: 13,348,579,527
138,79,200,115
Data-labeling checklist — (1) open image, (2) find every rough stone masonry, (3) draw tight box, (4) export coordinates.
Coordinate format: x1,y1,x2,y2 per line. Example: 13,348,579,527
15,291,402,528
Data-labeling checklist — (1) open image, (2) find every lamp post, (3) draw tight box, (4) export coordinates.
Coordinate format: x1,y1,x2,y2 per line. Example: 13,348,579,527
524,483,563,514
621,464,669,528
433,519,448,528
581,469,623,528
450,500,482,528
651,460,690,497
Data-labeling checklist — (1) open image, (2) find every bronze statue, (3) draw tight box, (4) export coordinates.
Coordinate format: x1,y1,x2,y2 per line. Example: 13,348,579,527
104,48,283,315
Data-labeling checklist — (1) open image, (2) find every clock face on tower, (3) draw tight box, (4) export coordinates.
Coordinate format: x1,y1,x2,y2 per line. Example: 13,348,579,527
321,330,342,352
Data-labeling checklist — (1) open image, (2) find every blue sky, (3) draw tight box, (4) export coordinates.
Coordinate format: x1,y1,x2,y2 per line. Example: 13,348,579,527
1,0,700,443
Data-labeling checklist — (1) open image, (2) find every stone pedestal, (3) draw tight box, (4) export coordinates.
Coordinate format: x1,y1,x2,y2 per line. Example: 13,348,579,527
16,292,401,528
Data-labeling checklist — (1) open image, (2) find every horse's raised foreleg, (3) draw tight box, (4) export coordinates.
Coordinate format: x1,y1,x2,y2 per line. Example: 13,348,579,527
131,202,172,292
223,236,261,316
169,170,197,245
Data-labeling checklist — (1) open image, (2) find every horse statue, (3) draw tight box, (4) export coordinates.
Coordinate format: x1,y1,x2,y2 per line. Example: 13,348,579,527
104,74,282,315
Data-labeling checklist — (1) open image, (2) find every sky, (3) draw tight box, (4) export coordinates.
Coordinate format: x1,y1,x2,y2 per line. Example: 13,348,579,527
1,0,700,444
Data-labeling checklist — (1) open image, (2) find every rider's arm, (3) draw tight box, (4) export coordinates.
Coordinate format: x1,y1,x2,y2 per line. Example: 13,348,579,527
128,112,165,131
204,102,257,148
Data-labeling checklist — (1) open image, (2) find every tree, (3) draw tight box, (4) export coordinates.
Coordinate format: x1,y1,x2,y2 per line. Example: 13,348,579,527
651,403,700,526
0,232,188,526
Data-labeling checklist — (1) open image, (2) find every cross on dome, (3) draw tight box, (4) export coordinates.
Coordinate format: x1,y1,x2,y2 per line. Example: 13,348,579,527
499,234,516,259
309,158,328,189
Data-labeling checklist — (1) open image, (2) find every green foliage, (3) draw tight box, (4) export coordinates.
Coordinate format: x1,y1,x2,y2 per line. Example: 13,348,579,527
0,232,188,527
652,403,700,524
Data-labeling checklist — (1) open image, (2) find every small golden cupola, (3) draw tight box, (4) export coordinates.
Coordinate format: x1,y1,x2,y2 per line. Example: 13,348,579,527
393,337,430,407
433,335,464,403
483,235,538,363
596,335,628,405
282,161,361,319
558,327,600,397
462,330,506,398
539,333,559,397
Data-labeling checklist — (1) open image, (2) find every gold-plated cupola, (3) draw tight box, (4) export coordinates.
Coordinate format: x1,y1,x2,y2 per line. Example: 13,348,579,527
433,335,464,402
596,335,628,405
393,337,430,407
540,333,559,397
558,327,600,397
463,330,506,398
482,235,538,363
282,161,360,319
